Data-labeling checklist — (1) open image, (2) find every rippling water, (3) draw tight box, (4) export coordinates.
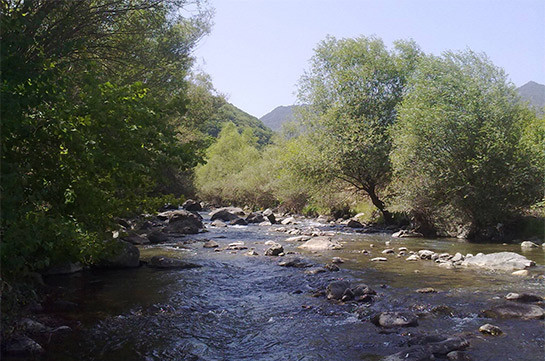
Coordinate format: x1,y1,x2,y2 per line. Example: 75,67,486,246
36,215,544,360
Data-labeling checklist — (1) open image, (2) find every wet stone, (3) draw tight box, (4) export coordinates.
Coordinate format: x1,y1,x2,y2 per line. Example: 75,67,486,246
479,323,503,336
203,240,219,248
417,287,437,293
372,312,418,328
505,292,543,303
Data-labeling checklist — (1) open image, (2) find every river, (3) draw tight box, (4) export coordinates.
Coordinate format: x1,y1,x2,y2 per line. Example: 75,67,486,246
36,214,545,360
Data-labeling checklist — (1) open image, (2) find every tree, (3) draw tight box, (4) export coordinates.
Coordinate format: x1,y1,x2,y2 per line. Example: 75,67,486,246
391,50,544,239
1,0,211,277
297,35,422,223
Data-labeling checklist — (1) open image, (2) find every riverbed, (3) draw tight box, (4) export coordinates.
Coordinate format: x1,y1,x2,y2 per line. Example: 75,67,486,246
35,215,545,360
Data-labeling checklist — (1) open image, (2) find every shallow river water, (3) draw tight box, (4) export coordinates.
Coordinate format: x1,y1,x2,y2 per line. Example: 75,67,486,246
39,215,544,360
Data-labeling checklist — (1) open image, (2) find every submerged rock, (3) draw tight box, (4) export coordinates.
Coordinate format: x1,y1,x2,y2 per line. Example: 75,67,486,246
372,312,418,328
211,219,227,227
461,252,535,271
278,258,310,268
148,256,201,269
298,237,342,251
392,230,424,238
482,302,544,319
203,240,219,248
326,281,352,300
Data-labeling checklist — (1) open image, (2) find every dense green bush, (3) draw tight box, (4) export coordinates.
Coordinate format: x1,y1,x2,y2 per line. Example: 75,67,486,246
391,50,544,238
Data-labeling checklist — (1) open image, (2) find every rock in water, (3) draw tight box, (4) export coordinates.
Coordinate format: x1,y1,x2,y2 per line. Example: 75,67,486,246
347,219,363,228
182,199,202,212
461,252,535,271
372,312,418,328
479,323,503,336
298,237,342,251
482,303,545,319
163,210,204,234
505,292,543,303
520,241,539,249
246,212,265,223
326,281,351,300
211,219,227,227
98,240,140,268
230,217,248,226
384,346,434,361
203,240,219,248
209,207,244,221
265,243,284,256
4,335,44,356
147,230,169,244
148,256,201,269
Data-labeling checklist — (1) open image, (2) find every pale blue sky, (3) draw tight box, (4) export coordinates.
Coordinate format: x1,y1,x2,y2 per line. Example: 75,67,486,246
193,0,545,118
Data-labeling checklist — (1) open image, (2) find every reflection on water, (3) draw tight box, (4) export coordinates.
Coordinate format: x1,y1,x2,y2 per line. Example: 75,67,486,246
37,217,544,361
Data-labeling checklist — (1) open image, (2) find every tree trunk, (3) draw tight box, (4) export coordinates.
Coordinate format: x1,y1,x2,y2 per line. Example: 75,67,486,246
367,185,392,224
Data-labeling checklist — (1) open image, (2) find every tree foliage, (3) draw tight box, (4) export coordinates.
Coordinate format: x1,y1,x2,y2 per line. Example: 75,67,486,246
391,50,544,238
297,35,422,222
1,0,211,276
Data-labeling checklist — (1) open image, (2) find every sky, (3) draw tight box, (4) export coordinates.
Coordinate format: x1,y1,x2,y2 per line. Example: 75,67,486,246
193,0,545,118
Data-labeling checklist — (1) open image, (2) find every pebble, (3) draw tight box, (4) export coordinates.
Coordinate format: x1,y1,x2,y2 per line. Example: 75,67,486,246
370,257,387,262
479,323,503,336
416,287,437,293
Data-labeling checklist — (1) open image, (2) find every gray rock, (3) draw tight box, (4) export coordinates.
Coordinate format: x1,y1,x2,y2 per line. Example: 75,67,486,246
461,252,535,271
482,302,544,319
122,233,150,245
203,240,219,248
210,207,243,221
263,208,276,224
347,219,364,228
418,250,435,259
148,256,201,269
382,248,395,254
416,287,437,293
326,281,351,300
384,346,434,361
406,255,420,261
19,318,49,333
446,351,472,360
427,337,469,355
211,219,227,227
245,250,259,256
182,199,202,212
163,210,204,234
505,292,543,303
147,230,169,244
370,257,388,262
324,263,340,271
520,240,539,249
331,257,344,264
479,323,503,336
246,212,265,223
281,216,297,225
298,237,342,251
278,258,310,268
98,240,140,268
372,312,418,327
265,243,284,256
393,230,424,238
285,235,312,242
451,252,464,262
4,335,44,355
305,267,327,275
230,217,248,226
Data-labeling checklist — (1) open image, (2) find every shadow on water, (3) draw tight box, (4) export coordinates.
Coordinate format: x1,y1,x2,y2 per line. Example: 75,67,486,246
28,216,545,361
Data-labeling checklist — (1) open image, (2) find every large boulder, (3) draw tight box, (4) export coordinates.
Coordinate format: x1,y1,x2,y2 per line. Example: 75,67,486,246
230,217,248,226
98,240,140,268
163,210,203,234
298,237,342,251
122,232,150,245
520,241,539,249
4,335,44,356
347,219,364,228
263,208,276,224
182,199,202,212
482,302,544,319
461,252,535,271
41,262,83,275
210,207,244,222
147,230,169,244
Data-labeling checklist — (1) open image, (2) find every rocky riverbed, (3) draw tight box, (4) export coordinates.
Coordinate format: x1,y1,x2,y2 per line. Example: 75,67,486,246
5,208,544,360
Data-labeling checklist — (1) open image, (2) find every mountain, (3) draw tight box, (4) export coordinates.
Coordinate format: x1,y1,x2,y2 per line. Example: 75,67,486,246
210,102,273,146
517,81,545,115
260,105,299,132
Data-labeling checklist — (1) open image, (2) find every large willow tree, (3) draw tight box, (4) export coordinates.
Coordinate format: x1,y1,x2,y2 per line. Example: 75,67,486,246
0,1,211,276
297,36,422,223
391,51,544,239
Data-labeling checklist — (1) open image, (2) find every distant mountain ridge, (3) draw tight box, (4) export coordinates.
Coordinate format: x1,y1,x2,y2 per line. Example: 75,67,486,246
260,105,298,132
517,81,545,115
